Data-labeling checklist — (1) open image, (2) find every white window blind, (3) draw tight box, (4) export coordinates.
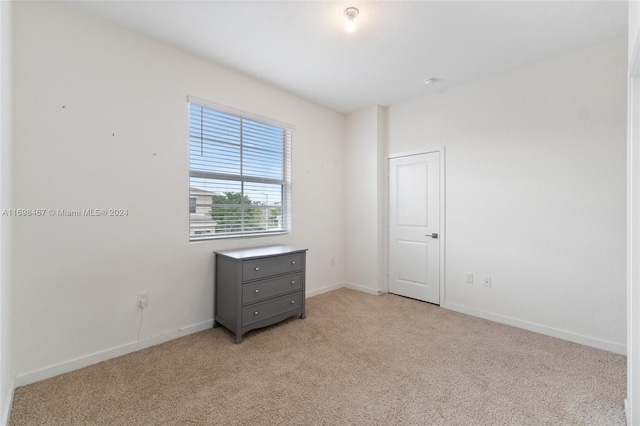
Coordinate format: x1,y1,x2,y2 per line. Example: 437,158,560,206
189,101,292,240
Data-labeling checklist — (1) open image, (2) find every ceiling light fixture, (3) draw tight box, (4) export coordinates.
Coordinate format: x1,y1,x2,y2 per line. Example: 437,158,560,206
344,7,359,33
423,78,439,85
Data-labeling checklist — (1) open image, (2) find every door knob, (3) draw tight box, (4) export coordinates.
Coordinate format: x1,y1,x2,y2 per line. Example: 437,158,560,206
426,233,439,239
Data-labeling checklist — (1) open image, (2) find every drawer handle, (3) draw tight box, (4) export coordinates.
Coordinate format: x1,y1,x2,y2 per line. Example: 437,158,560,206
254,267,260,271
290,300,295,304
291,261,296,265
254,311,259,315
291,280,295,284
254,289,259,293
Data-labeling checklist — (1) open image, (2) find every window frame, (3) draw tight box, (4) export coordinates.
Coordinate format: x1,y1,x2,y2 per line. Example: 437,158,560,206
187,96,293,241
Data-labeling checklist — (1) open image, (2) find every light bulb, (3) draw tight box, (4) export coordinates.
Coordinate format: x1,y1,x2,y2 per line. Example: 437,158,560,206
346,19,356,33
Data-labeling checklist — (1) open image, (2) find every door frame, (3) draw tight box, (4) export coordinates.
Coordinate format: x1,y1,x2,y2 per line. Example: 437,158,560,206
385,147,446,305
626,25,640,426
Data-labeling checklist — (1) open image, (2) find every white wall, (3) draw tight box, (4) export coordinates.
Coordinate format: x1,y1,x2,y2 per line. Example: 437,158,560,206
344,106,386,294
387,38,628,353
631,0,639,71
628,1,640,423
12,2,345,384
0,0,13,420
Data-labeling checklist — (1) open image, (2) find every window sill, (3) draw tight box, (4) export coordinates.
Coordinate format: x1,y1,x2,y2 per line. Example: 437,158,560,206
189,230,289,243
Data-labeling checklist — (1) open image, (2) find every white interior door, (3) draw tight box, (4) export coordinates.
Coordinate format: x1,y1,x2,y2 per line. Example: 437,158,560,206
389,152,440,304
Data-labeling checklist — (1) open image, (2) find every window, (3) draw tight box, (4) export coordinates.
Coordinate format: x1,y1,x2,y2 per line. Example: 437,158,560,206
188,100,292,240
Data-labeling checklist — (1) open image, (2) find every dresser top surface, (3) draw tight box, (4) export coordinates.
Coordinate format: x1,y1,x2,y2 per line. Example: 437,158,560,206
214,245,308,260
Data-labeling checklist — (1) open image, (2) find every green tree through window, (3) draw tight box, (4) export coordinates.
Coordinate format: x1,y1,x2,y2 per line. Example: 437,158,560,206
209,192,265,233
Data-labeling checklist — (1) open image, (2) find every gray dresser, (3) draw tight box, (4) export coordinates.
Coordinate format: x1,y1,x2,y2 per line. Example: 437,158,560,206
214,245,308,343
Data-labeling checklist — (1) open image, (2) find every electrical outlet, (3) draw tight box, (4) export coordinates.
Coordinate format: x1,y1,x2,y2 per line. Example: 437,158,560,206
137,292,148,308
484,277,491,288
466,273,473,283
331,257,335,267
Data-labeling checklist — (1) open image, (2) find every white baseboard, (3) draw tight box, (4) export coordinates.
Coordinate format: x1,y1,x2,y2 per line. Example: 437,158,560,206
1,378,14,426
306,282,344,298
14,320,213,387
306,282,383,298
344,282,382,296
443,302,626,355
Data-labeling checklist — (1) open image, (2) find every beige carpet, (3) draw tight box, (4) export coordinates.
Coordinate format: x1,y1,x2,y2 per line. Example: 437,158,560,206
10,288,626,425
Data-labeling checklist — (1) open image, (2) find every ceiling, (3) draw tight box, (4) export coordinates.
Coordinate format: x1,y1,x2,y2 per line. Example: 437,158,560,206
68,1,628,113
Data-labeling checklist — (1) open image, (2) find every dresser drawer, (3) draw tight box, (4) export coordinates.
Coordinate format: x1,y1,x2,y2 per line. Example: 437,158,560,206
243,273,302,304
242,291,303,327
242,254,302,281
